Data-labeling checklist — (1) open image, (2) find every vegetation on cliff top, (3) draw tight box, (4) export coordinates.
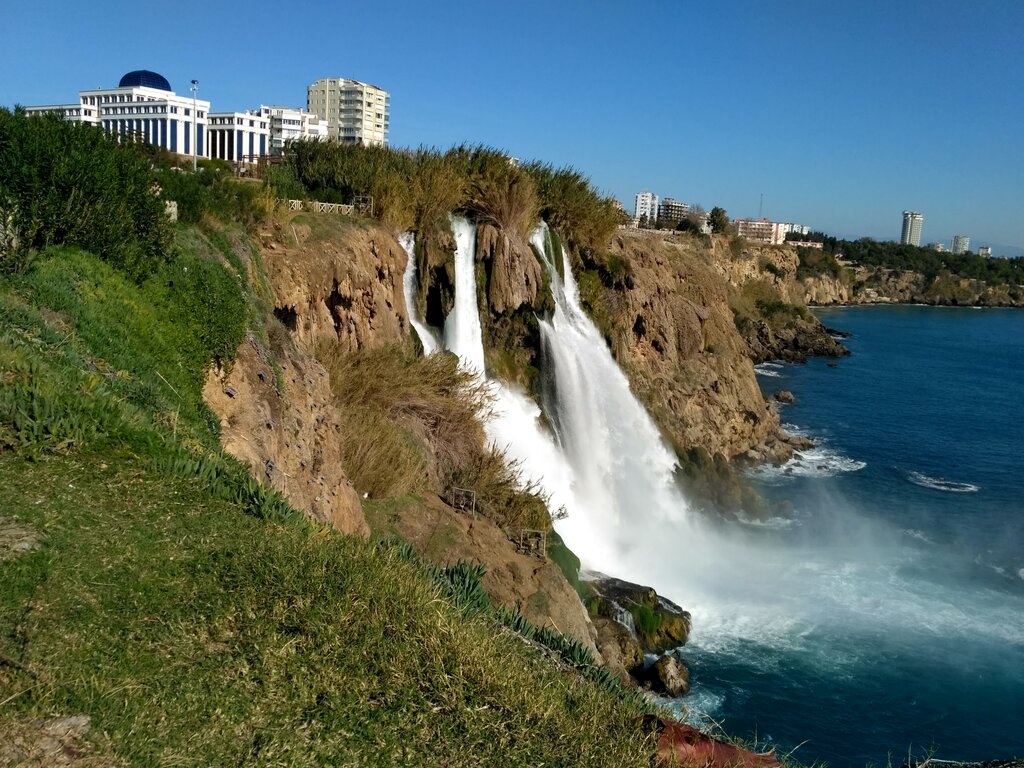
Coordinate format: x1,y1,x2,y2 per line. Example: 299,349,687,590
0,111,657,764
281,141,620,254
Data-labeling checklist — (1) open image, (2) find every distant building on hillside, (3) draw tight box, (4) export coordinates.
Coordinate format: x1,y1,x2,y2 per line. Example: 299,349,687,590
978,246,992,257
307,78,390,146
901,211,924,246
634,191,659,224
25,69,211,159
657,198,690,223
952,234,971,254
207,111,270,165
734,218,794,245
928,242,948,252
258,106,328,155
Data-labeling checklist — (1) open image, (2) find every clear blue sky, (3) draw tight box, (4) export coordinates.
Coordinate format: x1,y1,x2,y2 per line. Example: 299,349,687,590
4,0,1022,253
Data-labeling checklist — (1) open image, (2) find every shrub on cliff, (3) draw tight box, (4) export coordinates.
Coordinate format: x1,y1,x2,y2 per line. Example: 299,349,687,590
524,162,620,254
319,342,551,531
0,108,171,281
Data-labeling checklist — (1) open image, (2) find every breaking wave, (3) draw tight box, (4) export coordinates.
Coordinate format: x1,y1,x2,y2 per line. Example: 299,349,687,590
907,470,979,493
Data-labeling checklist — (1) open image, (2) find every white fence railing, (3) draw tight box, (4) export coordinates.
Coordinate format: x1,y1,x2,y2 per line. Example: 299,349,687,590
280,199,355,215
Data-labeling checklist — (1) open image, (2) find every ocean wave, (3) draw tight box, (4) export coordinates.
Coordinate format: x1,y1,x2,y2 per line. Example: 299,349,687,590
902,529,934,545
754,362,785,378
907,470,979,493
748,446,865,483
736,515,800,530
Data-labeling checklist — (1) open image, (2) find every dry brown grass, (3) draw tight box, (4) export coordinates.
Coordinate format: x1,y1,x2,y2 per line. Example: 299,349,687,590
319,342,551,531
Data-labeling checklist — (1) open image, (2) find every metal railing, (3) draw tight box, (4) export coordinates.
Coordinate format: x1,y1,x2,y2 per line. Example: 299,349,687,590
279,199,355,215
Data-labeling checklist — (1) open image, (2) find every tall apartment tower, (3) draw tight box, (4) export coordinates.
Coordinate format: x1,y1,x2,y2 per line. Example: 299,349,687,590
952,235,971,254
307,78,390,146
634,191,659,223
901,211,924,246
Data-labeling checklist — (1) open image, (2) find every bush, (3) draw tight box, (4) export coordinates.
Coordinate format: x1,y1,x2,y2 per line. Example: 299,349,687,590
0,108,171,281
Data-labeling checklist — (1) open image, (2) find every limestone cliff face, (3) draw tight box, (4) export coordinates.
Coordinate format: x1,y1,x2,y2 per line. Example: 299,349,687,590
261,217,410,352
203,213,417,539
204,336,368,537
601,232,781,460
803,265,1024,307
477,223,544,314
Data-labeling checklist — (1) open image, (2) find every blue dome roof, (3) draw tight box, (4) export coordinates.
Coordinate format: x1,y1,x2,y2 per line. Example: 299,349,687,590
118,70,172,91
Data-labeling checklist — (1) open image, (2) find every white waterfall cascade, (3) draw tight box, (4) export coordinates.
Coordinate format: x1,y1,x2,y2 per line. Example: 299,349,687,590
398,231,440,355
442,215,580,531
443,216,486,372
530,224,696,576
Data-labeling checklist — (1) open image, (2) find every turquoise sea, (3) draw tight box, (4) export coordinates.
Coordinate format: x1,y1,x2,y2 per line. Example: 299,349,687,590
684,306,1024,767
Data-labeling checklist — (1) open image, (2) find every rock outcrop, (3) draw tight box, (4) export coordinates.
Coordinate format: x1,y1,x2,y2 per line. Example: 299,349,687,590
599,231,784,461
204,335,368,537
366,494,603,658
260,216,410,353
583,574,692,689
478,222,544,314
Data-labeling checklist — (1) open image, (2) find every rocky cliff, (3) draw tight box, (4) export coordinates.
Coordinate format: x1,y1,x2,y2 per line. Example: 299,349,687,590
802,264,1024,307
596,231,785,461
204,210,605,654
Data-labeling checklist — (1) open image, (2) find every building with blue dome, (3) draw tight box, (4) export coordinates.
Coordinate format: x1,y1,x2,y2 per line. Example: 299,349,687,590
118,70,173,91
26,69,215,160
24,68,355,165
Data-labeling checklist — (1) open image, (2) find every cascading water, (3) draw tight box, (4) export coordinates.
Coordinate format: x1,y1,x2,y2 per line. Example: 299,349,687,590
443,216,485,372
398,231,440,355
442,215,579,519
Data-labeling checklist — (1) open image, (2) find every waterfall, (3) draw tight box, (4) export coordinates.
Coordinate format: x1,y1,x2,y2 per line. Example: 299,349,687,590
442,215,580,530
438,215,691,581
398,232,440,355
530,225,693,574
443,215,485,373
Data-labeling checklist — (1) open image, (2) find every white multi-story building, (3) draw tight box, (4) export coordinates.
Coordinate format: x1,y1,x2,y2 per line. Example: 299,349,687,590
901,211,924,246
26,70,211,159
307,78,390,146
207,111,270,164
978,246,992,257
952,234,971,254
634,191,659,223
735,218,794,245
658,198,690,222
258,106,328,155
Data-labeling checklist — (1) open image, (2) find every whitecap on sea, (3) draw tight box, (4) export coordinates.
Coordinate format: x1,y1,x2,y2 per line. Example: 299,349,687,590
754,362,784,377
747,445,866,484
907,470,979,493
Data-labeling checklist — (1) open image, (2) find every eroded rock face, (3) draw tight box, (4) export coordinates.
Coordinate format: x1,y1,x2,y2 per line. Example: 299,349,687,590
604,232,782,460
0,518,40,561
478,223,544,314
261,218,410,353
203,336,367,538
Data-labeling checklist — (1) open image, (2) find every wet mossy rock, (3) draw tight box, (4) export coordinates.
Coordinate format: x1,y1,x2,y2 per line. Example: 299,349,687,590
584,576,691,654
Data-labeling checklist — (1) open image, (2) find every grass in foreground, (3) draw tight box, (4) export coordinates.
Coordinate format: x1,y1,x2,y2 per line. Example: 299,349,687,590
0,452,656,766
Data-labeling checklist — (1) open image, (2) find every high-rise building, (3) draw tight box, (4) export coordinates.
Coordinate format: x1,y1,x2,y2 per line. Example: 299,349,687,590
978,246,992,257
657,198,690,223
901,211,924,246
307,78,390,146
634,191,659,223
952,234,971,254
